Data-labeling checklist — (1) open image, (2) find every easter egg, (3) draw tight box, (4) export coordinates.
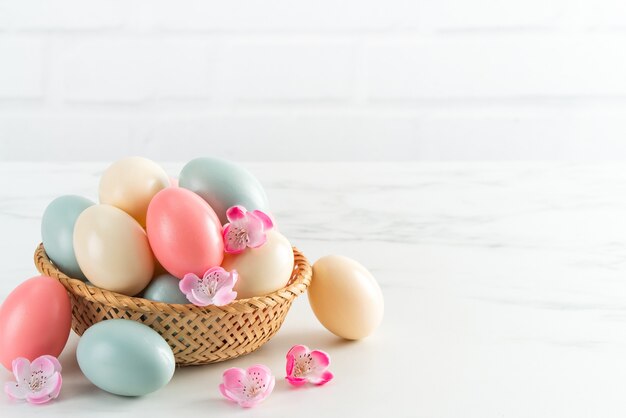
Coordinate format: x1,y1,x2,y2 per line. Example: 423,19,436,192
142,274,189,304
146,187,223,279
41,195,94,280
222,230,294,299
308,255,383,340
179,157,269,224
77,319,175,396
73,204,154,296
0,276,71,371
99,157,170,227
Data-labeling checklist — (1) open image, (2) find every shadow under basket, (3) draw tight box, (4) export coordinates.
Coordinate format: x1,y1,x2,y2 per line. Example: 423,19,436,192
34,243,312,366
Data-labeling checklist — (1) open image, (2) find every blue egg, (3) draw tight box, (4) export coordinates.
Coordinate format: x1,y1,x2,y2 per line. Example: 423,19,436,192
179,157,269,224
41,195,94,280
77,319,175,397
142,274,189,304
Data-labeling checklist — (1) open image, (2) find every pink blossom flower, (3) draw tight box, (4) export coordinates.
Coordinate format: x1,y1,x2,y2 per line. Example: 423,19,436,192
286,345,333,387
222,206,274,254
219,365,275,408
179,267,238,306
4,355,62,404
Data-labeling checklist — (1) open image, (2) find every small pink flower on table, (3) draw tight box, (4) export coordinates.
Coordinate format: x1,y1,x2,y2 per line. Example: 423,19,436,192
222,205,274,254
286,345,333,387
219,364,275,408
179,267,238,306
4,355,62,404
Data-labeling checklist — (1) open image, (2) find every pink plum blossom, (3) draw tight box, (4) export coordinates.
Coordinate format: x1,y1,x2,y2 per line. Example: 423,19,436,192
219,364,275,408
179,267,238,306
286,345,333,387
4,355,62,404
222,206,274,254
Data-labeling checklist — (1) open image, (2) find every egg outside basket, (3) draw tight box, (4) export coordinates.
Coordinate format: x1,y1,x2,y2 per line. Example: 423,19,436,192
34,243,312,366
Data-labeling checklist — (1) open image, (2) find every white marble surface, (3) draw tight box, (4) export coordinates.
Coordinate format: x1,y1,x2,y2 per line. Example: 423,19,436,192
1,162,626,417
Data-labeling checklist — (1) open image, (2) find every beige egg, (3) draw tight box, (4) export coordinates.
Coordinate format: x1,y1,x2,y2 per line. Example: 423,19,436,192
222,230,294,299
308,255,383,340
73,204,155,296
99,157,170,227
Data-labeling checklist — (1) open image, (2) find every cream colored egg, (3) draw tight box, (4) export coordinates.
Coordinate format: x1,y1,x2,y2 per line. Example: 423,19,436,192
308,255,383,340
222,230,294,299
99,157,170,227
73,204,155,296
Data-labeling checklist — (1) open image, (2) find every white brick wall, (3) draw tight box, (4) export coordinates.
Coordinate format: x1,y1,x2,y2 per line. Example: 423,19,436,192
1,0,626,161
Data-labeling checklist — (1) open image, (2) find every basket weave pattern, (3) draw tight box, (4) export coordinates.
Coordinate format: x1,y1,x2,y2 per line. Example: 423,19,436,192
34,243,311,366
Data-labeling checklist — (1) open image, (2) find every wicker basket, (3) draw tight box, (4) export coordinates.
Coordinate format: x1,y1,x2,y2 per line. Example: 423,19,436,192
33,243,311,366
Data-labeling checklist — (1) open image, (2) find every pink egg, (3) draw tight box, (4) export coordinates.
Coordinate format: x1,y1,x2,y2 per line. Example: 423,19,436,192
0,276,71,371
147,187,224,279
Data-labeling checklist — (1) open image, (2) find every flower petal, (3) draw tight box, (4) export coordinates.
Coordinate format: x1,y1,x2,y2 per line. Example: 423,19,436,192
31,355,60,377
179,274,199,294
226,206,247,222
212,288,236,306
222,368,246,391
26,394,53,405
239,398,263,408
4,381,27,400
12,358,31,383
251,210,274,230
310,350,331,370
286,345,310,361
286,354,295,376
219,383,237,403
223,270,238,289
260,375,275,399
190,288,213,306
45,355,62,374
286,376,307,387
244,215,266,248
48,373,63,399
246,364,273,383
203,266,224,282
247,232,267,249
309,370,334,386
183,292,202,305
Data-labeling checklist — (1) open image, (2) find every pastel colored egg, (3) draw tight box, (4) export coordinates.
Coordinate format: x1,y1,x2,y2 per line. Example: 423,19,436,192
222,230,294,299
142,274,189,304
146,187,223,279
0,276,71,371
179,157,269,224
77,319,175,397
99,157,170,227
41,195,94,280
73,204,154,296
308,255,384,340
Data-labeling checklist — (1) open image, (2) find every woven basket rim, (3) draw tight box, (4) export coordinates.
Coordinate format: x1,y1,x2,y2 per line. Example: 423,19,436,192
34,243,311,315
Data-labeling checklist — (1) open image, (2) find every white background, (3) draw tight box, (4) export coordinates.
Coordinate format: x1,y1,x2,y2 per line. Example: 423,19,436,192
3,0,626,161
